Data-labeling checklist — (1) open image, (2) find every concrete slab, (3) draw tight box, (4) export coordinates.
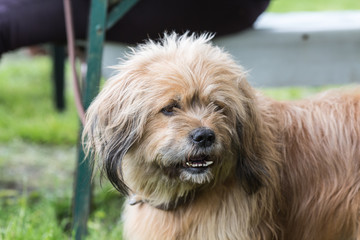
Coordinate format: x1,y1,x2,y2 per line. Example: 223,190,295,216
103,11,360,87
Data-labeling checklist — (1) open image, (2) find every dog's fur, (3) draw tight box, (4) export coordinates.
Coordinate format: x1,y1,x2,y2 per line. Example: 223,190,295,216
83,33,360,240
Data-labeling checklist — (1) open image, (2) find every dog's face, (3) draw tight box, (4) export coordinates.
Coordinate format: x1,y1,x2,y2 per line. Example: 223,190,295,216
127,60,240,192
84,34,267,208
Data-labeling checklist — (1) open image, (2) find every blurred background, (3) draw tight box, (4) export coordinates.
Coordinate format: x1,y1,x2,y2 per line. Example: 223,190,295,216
0,0,359,239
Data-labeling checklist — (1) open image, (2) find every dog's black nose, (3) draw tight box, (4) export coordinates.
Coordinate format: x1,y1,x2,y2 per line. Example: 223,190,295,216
190,128,215,147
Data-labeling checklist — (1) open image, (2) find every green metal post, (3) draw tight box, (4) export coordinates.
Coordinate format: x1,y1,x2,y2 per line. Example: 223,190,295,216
106,0,140,30
72,0,140,239
72,0,108,239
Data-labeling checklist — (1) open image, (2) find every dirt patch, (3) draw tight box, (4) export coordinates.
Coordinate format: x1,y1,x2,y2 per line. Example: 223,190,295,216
0,140,76,196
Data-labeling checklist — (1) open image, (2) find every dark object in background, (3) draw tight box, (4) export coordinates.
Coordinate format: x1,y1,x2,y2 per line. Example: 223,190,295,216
0,0,270,55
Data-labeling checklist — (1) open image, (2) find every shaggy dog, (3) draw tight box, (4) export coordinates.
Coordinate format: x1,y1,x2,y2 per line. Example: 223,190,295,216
83,33,360,240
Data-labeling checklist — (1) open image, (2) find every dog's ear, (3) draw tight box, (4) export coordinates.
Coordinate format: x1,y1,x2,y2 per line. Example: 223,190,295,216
235,112,269,194
234,81,274,195
82,76,147,196
83,112,141,196
101,118,140,196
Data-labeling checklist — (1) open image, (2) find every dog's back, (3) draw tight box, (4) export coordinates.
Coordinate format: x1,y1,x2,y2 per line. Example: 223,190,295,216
275,88,360,240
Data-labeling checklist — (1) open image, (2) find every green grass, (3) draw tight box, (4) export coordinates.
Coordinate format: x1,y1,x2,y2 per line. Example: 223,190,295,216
0,185,124,240
0,54,126,239
0,193,68,240
0,55,78,145
268,0,360,12
261,86,336,101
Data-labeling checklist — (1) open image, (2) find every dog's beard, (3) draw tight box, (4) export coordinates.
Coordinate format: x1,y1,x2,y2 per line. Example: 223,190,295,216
179,168,213,184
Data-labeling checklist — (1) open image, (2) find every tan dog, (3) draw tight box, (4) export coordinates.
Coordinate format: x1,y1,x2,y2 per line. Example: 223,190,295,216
83,33,360,240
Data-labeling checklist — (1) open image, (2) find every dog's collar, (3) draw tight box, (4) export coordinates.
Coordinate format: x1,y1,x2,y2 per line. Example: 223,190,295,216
128,193,194,211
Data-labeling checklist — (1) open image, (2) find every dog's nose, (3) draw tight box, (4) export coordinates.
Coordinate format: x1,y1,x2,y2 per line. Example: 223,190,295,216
190,128,215,147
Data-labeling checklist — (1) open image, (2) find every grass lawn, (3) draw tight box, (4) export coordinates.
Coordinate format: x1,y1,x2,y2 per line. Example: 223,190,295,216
268,0,360,12
0,54,125,239
0,1,359,239
0,54,78,145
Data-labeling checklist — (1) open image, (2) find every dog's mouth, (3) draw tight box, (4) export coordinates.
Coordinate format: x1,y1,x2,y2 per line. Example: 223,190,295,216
183,155,213,173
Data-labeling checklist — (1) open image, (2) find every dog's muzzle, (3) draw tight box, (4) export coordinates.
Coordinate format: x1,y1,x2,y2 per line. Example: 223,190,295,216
183,127,216,173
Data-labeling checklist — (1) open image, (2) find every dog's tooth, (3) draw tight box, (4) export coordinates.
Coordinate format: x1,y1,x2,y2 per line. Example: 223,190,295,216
186,161,214,168
205,161,214,166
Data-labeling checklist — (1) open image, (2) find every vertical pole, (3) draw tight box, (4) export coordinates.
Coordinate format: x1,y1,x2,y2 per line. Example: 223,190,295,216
72,0,108,239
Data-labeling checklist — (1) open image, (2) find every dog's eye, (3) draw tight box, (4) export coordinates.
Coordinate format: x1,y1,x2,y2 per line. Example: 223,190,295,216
213,103,224,112
214,105,222,112
161,103,180,116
